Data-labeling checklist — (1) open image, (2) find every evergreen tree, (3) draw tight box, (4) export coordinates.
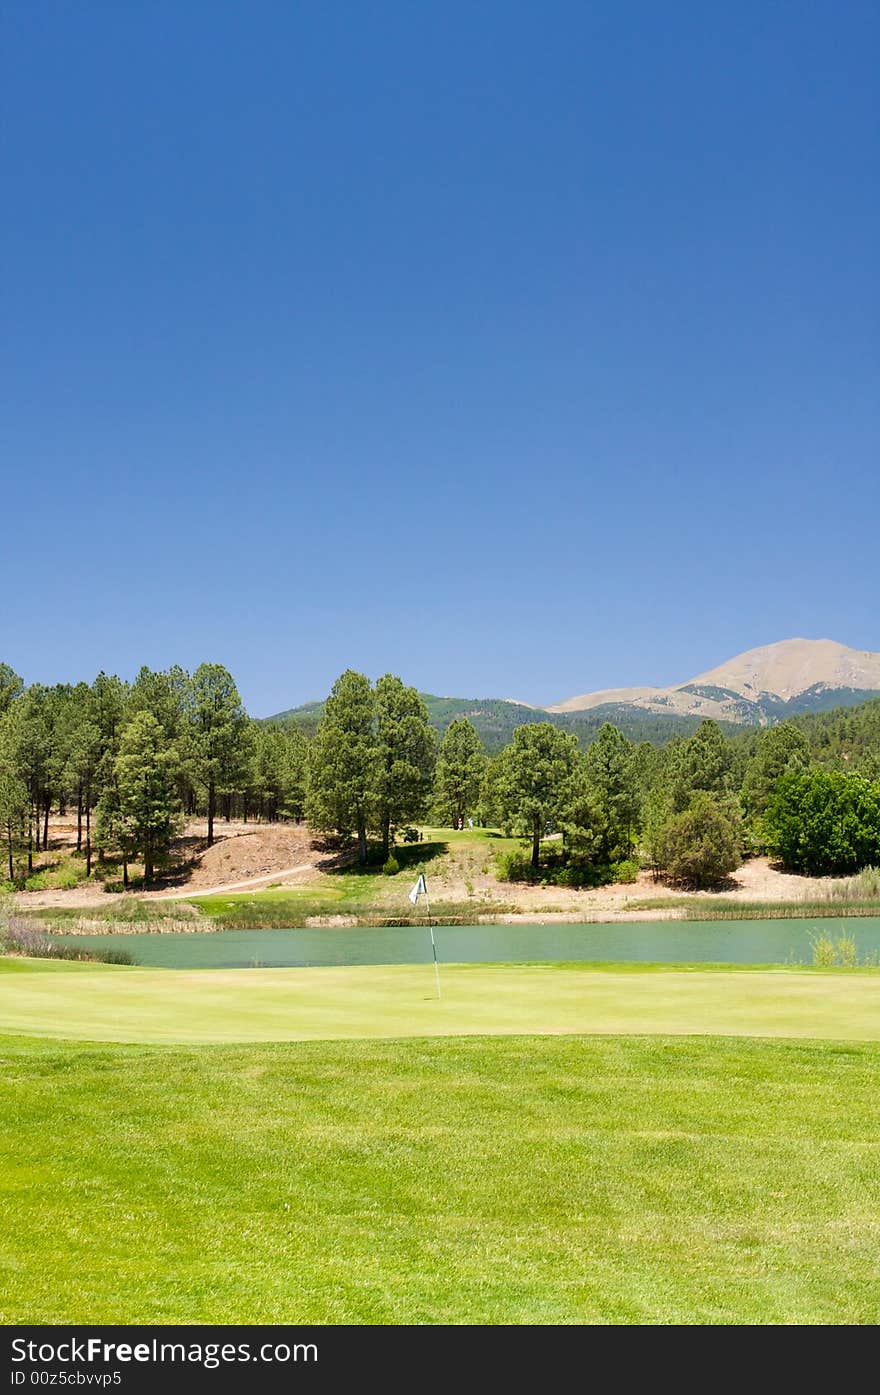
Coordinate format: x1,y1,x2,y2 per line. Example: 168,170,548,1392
3,686,51,871
305,670,377,863
64,700,103,875
666,719,734,812
373,675,436,859
90,671,129,838
656,792,742,888
433,718,486,827
187,664,248,845
250,723,284,821
128,665,190,744
741,722,810,820
94,781,137,888
281,727,309,821
111,712,181,883
579,723,640,861
0,761,28,884
0,663,23,716
128,665,193,809
493,723,578,868
249,724,308,822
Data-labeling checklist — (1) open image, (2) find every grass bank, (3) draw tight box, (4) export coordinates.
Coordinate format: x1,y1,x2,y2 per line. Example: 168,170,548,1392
625,898,880,920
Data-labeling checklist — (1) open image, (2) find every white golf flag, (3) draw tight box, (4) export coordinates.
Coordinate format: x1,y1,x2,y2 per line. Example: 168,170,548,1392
409,873,428,905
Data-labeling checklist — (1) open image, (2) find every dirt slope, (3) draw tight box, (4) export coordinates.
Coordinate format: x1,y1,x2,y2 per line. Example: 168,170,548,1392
170,823,313,890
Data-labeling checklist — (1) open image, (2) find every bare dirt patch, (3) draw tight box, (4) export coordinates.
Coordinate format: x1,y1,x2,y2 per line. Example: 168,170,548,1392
13,818,320,909
152,821,314,893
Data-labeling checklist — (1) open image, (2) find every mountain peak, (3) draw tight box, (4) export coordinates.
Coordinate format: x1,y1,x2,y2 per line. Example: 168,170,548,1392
547,638,880,722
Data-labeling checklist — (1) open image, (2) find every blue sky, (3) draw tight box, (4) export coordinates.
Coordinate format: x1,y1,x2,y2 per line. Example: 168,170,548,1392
3,1,878,714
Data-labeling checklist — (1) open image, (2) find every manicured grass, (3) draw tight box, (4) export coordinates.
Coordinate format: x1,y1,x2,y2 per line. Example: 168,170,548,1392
2,958,880,1044
417,824,522,855
1,1031,878,1323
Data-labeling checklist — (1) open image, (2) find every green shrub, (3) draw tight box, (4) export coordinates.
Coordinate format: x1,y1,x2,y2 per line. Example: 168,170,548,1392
837,934,858,968
498,849,639,889
553,864,602,888
496,850,539,883
811,932,860,967
610,858,640,884
382,855,400,876
811,934,837,967
55,865,85,890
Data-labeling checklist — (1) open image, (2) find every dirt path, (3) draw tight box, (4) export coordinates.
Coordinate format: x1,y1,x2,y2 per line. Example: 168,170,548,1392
142,860,319,901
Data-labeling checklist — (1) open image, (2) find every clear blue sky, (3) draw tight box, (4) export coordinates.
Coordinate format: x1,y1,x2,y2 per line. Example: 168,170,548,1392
3,1,878,714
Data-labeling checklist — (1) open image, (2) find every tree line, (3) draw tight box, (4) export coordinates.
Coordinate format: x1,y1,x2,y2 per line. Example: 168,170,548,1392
2,655,879,889
301,672,880,886
0,662,306,885
481,713,880,885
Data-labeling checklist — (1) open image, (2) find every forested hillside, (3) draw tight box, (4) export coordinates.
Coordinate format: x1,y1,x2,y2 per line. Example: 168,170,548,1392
270,692,732,752
790,696,880,770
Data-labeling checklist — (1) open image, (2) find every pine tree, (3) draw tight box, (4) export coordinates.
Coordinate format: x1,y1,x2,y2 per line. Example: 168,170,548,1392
187,664,248,845
305,671,377,863
493,723,578,868
373,675,436,859
111,712,181,883
434,718,486,827
579,723,640,861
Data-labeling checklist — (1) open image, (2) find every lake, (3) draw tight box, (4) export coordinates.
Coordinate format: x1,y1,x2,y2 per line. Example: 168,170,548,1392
56,918,880,969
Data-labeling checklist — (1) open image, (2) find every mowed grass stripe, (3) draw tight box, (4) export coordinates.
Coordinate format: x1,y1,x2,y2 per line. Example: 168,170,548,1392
1,1033,878,1324
1,959,880,1043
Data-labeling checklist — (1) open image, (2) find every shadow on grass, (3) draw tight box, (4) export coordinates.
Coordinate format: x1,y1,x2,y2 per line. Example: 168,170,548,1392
322,840,450,877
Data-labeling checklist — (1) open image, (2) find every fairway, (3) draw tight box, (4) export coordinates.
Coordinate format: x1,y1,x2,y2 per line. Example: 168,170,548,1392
4,960,880,1326
2,957,880,1043
1,1032,879,1324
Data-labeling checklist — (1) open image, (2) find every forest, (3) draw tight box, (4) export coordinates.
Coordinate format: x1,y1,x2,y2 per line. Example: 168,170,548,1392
1,659,879,891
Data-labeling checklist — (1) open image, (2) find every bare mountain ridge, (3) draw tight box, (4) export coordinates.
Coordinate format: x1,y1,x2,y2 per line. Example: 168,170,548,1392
548,639,880,723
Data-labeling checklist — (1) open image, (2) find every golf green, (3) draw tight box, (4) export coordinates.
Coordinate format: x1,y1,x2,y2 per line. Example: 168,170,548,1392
1,956,879,1044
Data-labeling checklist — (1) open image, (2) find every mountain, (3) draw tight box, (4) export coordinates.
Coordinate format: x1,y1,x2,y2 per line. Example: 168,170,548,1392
266,639,880,751
548,639,880,725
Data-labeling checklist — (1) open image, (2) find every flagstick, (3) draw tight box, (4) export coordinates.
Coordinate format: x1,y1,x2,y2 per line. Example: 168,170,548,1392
425,889,441,1000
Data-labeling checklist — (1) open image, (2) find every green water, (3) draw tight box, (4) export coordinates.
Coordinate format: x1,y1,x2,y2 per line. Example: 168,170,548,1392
56,918,880,969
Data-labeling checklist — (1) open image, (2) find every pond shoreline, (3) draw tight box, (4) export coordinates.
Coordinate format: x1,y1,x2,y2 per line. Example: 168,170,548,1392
37,901,880,934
